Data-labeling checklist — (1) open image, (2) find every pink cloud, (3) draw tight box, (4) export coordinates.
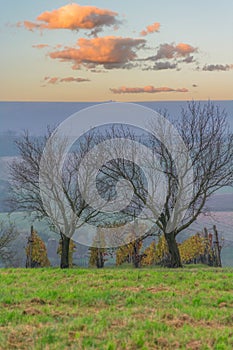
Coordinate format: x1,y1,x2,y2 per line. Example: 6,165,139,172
20,4,120,33
110,86,189,94
45,77,59,84
140,22,160,36
44,76,90,84
149,42,197,61
49,36,146,70
32,44,49,49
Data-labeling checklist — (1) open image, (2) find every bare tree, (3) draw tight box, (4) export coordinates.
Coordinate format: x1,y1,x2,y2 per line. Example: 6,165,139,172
9,129,100,268
96,102,233,267
143,101,233,267
89,126,163,258
0,221,18,266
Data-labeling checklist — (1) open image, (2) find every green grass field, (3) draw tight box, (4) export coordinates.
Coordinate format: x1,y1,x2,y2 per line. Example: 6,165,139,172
0,267,233,349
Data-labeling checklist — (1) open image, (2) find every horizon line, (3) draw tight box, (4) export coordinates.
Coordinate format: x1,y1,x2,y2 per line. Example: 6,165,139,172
0,99,233,103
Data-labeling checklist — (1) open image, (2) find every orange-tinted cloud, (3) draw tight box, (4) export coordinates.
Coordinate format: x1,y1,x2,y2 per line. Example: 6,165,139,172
143,42,198,71
110,86,189,94
49,36,146,70
140,22,160,36
20,21,41,31
176,43,196,56
44,77,59,85
202,64,233,71
148,42,197,61
20,4,119,33
44,76,90,84
32,44,49,49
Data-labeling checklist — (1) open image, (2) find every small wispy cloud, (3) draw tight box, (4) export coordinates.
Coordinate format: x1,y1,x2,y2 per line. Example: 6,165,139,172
44,77,59,85
144,61,178,71
90,69,107,73
202,64,233,71
32,44,49,49
140,22,160,36
181,56,195,63
110,86,189,94
44,76,90,84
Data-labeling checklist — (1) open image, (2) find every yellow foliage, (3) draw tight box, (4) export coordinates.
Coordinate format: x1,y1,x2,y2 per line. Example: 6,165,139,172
154,235,168,263
89,228,107,267
26,230,50,267
141,241,156,266
143,233,212,266
116,239,142,266
116,244,131,266
179,233,212,264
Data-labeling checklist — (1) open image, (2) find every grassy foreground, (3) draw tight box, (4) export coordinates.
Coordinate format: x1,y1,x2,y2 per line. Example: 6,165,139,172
0,267,233,349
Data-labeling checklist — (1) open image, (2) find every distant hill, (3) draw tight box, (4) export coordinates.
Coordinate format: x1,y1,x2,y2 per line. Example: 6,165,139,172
205,193,233,212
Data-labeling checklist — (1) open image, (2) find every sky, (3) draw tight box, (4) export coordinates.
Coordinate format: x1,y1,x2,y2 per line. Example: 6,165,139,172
0,0,233,102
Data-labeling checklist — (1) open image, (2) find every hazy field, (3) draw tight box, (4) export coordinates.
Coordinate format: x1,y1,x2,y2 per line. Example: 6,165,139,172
0,267,233,349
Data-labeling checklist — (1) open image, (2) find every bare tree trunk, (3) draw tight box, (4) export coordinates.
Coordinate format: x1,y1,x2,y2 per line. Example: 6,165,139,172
132,241,141,268
96,250,104,268
26,225,34,268
213,225,222,267
60,233,70,269
164,231,182,268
